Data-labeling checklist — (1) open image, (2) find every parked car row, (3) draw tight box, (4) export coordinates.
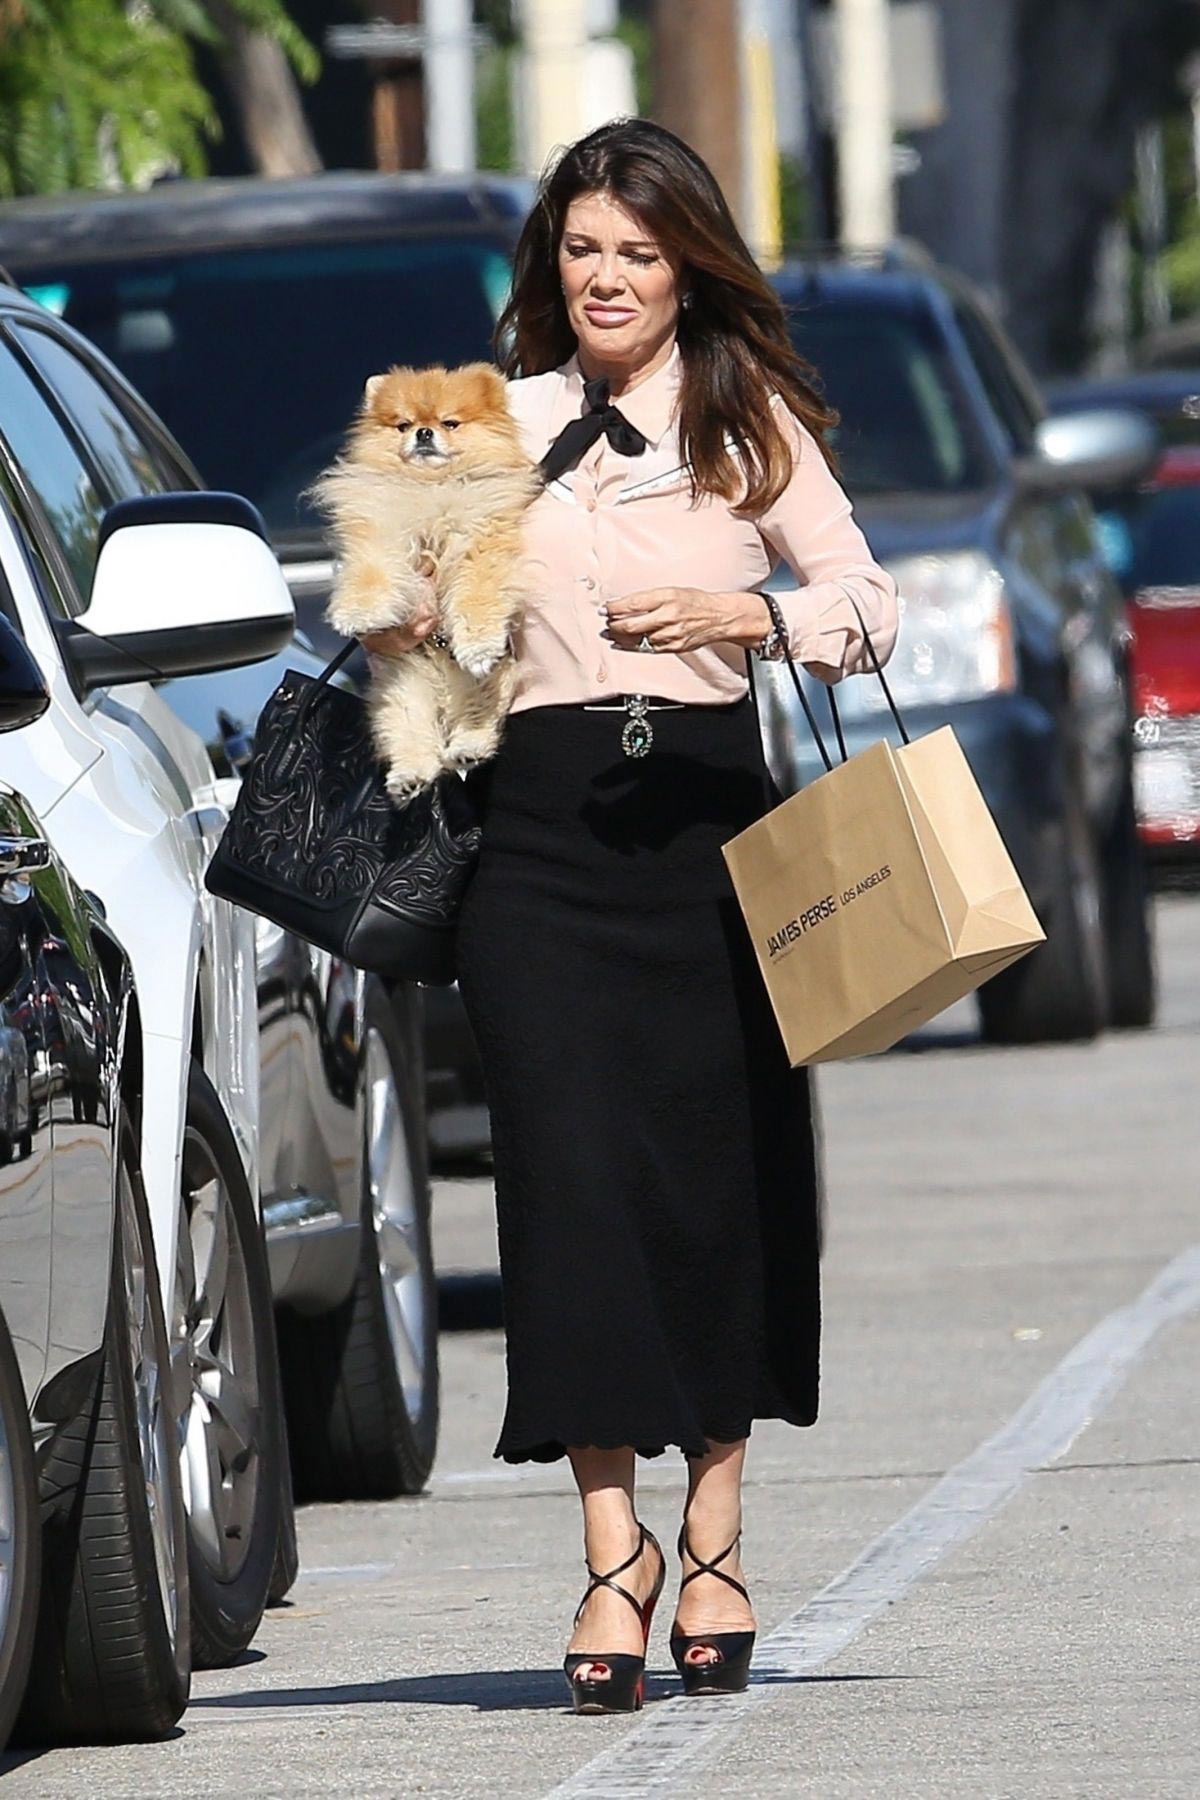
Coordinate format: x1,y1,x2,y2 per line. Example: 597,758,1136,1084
0,275,438,1750
5,175,1169,1098
1047,373,1200,867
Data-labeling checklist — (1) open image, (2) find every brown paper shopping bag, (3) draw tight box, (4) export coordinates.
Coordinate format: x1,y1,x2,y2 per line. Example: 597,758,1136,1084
723,723,1045,1065
727,587,1045,1066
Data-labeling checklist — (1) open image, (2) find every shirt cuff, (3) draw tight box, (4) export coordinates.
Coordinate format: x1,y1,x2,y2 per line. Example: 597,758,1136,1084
760,583,861,681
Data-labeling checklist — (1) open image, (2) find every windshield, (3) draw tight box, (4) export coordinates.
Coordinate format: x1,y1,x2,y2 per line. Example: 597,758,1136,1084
21,235,514,539
786,300,992,495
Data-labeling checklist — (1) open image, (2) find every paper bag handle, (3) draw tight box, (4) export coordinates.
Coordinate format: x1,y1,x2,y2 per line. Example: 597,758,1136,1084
754,593,910,765
753,594,835,774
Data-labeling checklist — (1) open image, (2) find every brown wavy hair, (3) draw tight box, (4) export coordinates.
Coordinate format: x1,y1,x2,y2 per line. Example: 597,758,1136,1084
496,118,837,515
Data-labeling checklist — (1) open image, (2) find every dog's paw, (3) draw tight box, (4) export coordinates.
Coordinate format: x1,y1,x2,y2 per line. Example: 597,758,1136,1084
455,648,500,679
453,637,510,680
385,768,438,805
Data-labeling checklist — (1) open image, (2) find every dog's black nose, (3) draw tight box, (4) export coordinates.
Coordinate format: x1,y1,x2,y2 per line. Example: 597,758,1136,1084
415,426,435,445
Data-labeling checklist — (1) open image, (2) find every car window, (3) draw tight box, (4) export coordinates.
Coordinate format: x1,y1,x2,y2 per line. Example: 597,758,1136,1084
952,301,1039,455
1127,486,1200,589
18,234,515,538
0,461,80,625
12,323,167,502
0,340,102,612
788,301,992,494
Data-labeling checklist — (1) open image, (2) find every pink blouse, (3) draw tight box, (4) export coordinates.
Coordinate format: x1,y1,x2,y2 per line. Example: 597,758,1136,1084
505,342,899,714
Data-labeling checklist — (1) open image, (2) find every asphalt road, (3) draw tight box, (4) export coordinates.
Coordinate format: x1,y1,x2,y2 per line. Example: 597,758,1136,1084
5,895,1199,1798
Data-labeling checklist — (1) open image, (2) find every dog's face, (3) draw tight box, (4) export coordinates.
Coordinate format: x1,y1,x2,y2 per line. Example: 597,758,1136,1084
355,363,522,475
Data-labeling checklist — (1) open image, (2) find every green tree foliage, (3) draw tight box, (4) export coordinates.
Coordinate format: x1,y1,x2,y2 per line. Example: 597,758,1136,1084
0,0,317,197
1159,110,1200,318
473,0,513,171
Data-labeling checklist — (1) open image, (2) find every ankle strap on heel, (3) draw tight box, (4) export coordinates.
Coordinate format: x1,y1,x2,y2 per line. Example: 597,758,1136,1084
576,1523,657,1625
676,1525,749,1605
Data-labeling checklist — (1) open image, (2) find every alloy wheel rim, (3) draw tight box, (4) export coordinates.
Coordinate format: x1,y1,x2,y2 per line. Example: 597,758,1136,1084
173,1134,260,1581
120,1161,179,1651
364,1028,426,1429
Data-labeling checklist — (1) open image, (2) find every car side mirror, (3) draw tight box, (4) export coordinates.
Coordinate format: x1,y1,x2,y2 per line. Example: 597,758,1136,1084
0,610,51,734
59,492,295,692
1016,408,1161,497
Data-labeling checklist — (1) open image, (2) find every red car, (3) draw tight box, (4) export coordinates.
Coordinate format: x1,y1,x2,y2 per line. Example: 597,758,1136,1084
1123,448,1200,855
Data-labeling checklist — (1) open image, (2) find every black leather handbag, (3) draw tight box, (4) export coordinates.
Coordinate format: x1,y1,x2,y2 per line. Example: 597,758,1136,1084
205,640,481,985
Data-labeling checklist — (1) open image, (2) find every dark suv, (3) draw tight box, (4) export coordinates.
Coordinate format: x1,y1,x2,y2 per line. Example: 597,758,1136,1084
768,250,1158,1045
0,171,532,651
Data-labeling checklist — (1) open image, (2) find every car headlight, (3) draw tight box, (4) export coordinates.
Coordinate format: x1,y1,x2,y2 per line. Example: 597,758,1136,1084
838,550,1017,718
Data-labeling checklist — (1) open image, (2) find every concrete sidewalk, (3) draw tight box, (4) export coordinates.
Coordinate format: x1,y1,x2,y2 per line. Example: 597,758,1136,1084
4,895,1197,1798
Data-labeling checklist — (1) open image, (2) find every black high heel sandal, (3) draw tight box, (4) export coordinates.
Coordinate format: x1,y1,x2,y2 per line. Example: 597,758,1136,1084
669,1523,756,1696
563,1523,665,1715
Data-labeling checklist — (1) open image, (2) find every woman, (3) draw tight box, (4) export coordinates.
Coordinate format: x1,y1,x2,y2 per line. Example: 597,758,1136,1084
364,119,898,1713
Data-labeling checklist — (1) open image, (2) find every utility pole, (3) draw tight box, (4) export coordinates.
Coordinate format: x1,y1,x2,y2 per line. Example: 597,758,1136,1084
833,0,894,249
372,0,425,171
740,0,782,265
515,0,588,176
652,0,744,234
424,0,476,173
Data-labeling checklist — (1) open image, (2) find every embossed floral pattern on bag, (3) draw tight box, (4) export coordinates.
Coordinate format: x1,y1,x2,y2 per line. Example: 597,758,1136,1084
224,673,480,927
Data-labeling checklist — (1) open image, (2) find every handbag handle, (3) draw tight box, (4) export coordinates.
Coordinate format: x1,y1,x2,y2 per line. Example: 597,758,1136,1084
288,638,361,752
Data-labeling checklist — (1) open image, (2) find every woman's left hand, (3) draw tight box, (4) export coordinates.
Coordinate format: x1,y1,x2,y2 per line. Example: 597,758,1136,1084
603,587,772,654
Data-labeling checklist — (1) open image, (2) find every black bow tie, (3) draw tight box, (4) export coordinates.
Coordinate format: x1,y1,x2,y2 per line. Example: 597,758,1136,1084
538,376,649,484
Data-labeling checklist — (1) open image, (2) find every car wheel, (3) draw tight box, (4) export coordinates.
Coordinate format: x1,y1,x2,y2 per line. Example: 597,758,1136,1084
18,1106,189,1744
174,1061,282,1669
1099,762,1157,1029
266,1384,299,1608
278,986,438,1499
0,1308,39,1753
978,766,1108,1045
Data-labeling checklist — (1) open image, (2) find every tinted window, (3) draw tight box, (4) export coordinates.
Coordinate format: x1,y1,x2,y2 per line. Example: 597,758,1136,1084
1128,486,1200,588
20,236,514,537
789,301,992,494
952,301,1039,454
0,461,78,625
13,325,166,500
0,341,102,610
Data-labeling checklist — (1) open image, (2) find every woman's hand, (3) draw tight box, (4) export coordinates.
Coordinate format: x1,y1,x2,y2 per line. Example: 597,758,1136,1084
357,573,438,660
603,587,772,654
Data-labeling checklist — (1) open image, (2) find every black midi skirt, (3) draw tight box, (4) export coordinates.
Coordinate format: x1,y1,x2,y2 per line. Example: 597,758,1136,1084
456,695,822,1465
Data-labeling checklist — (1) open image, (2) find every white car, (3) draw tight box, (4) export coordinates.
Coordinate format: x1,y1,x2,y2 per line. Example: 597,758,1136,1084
0,283,295,1683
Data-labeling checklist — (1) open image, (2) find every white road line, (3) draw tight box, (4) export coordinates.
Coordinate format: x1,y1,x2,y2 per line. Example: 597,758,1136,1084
548,1243,1200,1799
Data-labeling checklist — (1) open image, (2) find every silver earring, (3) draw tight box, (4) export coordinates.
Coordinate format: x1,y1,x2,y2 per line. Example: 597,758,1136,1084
681,292,693,310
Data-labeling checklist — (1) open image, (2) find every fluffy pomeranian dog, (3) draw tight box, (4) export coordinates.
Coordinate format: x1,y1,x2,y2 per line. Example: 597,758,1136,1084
314,362,539,800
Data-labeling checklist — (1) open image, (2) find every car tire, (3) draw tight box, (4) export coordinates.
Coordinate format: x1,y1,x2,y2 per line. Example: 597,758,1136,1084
266,1394,299,1607
978,766,1108,1046
278,985,439,1499
18,1107,189,1745
1099,763,1157,1029
174,1061,282,1669
0,1308,39,1754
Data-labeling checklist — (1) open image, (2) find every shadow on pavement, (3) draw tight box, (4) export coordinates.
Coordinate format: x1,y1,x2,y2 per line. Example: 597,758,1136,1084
190,1669,568,1713
189,1667,913,1716
437,1271,504,1332
0,1728,185,1774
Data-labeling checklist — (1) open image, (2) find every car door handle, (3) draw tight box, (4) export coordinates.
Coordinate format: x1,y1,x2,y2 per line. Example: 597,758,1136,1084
0,835,50,878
